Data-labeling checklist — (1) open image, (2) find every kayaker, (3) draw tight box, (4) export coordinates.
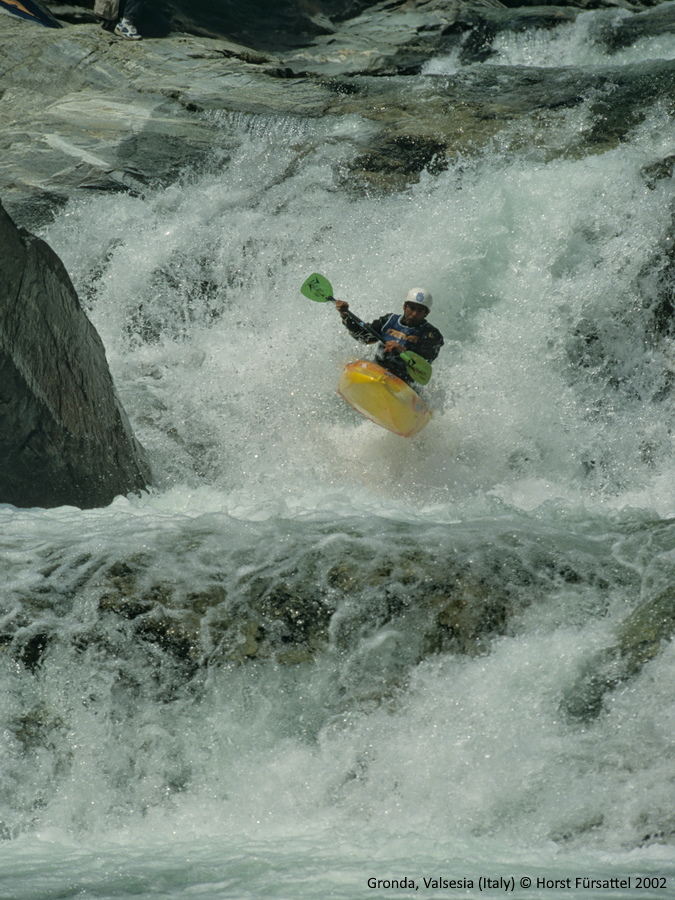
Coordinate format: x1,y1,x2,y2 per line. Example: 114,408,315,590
335,288,444,385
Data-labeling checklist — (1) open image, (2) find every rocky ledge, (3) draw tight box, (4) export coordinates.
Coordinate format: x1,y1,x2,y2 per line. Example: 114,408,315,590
2,0,675,221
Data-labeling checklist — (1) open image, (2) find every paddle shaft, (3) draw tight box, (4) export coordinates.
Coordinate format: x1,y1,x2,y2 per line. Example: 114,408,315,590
327,296,404,352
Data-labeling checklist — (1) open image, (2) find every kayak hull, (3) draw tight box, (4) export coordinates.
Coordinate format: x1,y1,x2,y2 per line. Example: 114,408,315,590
337,360,432,437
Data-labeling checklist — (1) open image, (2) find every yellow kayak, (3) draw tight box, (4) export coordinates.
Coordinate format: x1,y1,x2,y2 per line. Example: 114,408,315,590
337,360,432,437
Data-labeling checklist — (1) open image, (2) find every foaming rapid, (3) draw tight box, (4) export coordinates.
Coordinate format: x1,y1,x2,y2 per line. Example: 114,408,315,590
2,11,675,899
45,102,675,516
424,4,675,73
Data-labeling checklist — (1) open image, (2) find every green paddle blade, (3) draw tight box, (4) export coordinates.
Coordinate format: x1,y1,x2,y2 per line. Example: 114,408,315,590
400,350,432,386
301,273,334,302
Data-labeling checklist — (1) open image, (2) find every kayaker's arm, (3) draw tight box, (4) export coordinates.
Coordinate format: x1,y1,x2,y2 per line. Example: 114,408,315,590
413,326,444,364
335,300,387,345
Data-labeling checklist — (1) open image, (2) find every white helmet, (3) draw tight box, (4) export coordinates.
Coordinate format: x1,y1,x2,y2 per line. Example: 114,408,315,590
405,287,432,311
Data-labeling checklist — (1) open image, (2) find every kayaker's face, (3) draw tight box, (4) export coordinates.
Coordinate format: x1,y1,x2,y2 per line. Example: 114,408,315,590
402,301,428,326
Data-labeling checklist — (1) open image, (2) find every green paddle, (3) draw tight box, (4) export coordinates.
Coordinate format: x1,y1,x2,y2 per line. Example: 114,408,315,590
301,273,432,386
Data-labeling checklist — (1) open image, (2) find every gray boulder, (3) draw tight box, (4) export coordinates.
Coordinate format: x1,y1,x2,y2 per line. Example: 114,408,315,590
0,200,151,509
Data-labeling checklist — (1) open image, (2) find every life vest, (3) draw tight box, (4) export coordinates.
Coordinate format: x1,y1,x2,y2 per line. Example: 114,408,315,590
374,314,425,359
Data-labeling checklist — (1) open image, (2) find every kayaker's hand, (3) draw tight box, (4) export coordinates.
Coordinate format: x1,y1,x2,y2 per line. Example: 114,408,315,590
335,299,349,316
383,341,403,354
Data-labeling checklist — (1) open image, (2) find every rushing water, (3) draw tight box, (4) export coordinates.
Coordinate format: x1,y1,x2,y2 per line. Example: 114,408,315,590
423,6,675,73
2,8,675,899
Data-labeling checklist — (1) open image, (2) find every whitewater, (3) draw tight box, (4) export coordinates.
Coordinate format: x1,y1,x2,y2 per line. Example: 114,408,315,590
1,9,675,899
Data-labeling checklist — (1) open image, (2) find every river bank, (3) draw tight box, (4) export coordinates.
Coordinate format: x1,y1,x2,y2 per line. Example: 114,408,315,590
2,0,674,224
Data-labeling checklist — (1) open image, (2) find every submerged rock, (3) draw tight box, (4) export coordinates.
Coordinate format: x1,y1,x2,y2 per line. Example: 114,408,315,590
0,200,151,509
4,522,588,680
561,581,675,721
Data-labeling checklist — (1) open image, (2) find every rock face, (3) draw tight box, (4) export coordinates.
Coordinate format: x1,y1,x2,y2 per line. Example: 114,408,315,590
142,0,375,47
3,1,675,220
0,200,151,509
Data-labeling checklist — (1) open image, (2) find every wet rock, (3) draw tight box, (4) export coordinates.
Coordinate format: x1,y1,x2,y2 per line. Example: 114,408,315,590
2,2,675,213
0,15,328,222
450,5,582,64
205,573,337,665
561,583,675,720
559,646,626,720
4,514,634,722
282,0,583,74
0,200,151,508
18,632,52,671
280,0,472,76
428,575,511,656
349,134,449,190
601,0,675,50
329,58,675,189
615,584,675,672
642,154,675,191
5,532,545,677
